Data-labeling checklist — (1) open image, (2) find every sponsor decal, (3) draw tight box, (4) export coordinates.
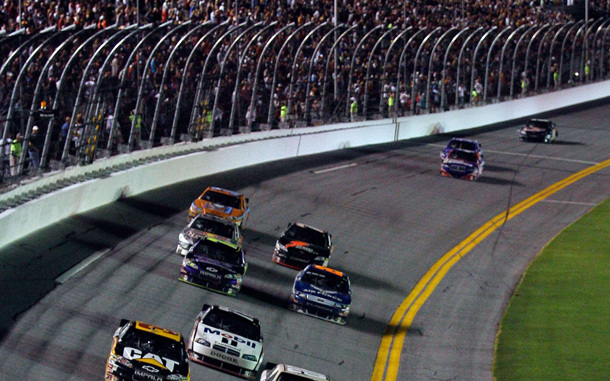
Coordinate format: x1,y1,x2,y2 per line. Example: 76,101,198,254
134,369,163,381
142,365,159,373
206,267,218,273
210,350,239,364
123,347,180,372
203,327,258,348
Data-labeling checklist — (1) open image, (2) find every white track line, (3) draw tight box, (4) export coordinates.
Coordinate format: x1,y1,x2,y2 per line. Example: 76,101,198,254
56,248,110,284
313,163,358,174
539,199,597,206
427,144,599,165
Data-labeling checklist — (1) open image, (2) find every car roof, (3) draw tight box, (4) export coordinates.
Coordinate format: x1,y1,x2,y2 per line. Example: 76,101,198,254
203,304,259,324
311,264,345,278
191,213,238,225
133,321,181,342
293,222,325,233
207,186,242,197
278,364,330,380
528,118,551,123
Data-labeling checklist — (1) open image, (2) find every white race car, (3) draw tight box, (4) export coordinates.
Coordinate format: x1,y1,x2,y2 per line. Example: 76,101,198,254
260,364,331,381
187,304,264,380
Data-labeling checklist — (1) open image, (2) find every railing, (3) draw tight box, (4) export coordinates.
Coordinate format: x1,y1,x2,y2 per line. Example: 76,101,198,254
1,19,609,192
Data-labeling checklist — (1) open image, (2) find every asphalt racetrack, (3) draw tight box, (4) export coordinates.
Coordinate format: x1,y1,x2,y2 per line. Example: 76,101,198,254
1,104,609,381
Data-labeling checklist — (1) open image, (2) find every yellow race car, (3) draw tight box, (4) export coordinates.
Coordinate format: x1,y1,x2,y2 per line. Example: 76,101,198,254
188,187,250,228
105,320,190,381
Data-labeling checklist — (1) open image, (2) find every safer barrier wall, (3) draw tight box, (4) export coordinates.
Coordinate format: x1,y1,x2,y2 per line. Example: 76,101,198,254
1,81,610,248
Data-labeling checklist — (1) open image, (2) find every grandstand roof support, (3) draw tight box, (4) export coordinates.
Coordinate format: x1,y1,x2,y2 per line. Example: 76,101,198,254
345,24,384,118
247,23,295,130
149,22,212,142
497,24,529,100
439,26,471,110
591,19,610,80
362,26,398,120
558,21,584,88
470,26,497,102
228,22,278,132
521,24,549,97
454,27,484,108
170,21,230,141
425,27,458,112
380,27,414,115
534,24,561,91
393,28,428,116
577,18,602,84
266,22,314,126
210,22,264,133
129,22,192,150
410,27,442,114
483,26,513,102
302,24,347,124
546,22,576,89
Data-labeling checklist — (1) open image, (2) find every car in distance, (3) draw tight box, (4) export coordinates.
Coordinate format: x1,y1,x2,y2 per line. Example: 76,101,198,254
440,138,483,161
105,320,190,381
440,148,484,181
179,237,247,296
260,364,331,381
273,223,333,270
187,304,264,380
519,119,558,143
188,186,250,227
289,264,352,325
177,213,242,255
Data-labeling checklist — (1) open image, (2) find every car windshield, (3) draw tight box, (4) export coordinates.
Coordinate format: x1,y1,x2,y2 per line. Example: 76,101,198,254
119,328,184,362
202,309,261,342
191,217,235,239
301,270,349,294
448,140,477,151
448,150,477,163
277,374,316,381
284,225,327,248
192,240,242,266
527,120,550,128
201,190,242,209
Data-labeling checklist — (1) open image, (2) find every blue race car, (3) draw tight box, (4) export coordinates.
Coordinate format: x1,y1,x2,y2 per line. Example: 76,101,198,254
289,264,351,325
179,237,247,296
440,138,483,161
440,148,484,181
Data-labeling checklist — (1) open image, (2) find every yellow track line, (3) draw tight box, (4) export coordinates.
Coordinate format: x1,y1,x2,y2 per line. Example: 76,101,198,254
371,157,610,381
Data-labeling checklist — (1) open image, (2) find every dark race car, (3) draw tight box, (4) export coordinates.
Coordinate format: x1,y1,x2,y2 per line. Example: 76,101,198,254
440,148,484,180
289,264,352,325
179,237,247,296
177,213,242,256
105,320,190,381
187,304,264,380
272,223,333,270
440,138,483,161
519,119,558,143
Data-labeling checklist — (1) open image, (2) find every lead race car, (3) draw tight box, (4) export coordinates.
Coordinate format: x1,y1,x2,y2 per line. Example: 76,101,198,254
188,186,250,227
440,148,484,180
105,320,190,381
260,364,332,381
187,304,264,380
439,138,483,161
519,118,558,143
289,264,352,325
179,237,247,296
273,223,333,270
177,213,242,255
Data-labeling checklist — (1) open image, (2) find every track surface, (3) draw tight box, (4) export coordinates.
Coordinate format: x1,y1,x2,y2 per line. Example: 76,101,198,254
0,105,609,381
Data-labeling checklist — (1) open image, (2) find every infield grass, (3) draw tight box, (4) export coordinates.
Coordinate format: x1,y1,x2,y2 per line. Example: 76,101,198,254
493,198,610,380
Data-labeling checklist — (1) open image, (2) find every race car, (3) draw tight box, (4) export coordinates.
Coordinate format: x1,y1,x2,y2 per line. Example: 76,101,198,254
289,264,352,325
273,222,333,270
519,119,558,143
187,304,264,380
179,237,247,296
440,148,484,180
177,213,242,255
188,186,250,227
105,320,190,381
440,138,483,161
260,364,331,381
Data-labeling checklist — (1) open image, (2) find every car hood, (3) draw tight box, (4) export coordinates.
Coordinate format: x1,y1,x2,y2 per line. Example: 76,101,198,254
195,200,244,218
196,324,262,356
190,255,244,275
521,126,547,133
442,158,478,168
115,342,187,375
279,237,329,256
295,281,351,304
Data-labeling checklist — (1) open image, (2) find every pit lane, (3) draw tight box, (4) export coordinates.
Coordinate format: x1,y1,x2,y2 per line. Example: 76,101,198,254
0,104,609,380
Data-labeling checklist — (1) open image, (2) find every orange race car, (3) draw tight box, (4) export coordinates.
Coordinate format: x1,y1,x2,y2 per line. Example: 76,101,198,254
188,187,250,227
